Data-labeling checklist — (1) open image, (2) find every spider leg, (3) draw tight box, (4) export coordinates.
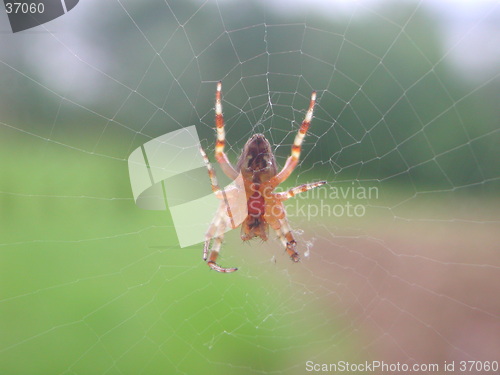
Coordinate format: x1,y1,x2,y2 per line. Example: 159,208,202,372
205,217,238,273
203,203,225,261
214,81,238,180
274,217,300,263
264,202,300,263
200,145,245,273
200,146,236,229
270,91,316,187
275,180,326,201
203,206,238,272
207,244,238,273
200,147,221,194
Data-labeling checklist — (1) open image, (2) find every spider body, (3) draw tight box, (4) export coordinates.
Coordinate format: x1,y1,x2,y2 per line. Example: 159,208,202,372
201,82,325,273
239,134,275,242
237,134,277,180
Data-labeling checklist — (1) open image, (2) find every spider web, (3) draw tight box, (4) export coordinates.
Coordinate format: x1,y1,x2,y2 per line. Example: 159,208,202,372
1,0,499,374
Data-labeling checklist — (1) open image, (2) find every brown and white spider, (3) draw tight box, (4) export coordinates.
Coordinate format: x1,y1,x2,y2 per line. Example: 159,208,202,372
200,82,325,273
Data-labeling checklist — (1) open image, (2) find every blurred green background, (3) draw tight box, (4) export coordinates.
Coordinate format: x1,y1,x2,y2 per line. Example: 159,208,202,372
1,0,499,374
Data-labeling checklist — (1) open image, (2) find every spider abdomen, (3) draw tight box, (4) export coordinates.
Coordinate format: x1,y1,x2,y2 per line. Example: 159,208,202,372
248,189,265,218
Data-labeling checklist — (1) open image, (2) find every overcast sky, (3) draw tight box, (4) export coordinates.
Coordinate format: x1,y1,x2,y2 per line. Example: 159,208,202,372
261,0,499,81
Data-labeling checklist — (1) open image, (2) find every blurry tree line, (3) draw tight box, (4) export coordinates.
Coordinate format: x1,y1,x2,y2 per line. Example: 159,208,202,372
2,0,498,191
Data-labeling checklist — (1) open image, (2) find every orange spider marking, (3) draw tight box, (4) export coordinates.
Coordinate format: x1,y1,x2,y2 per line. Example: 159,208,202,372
201,82,325,273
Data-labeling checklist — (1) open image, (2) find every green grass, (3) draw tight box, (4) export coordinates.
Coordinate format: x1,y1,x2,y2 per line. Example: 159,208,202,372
2,130,498,374
0,133,360,374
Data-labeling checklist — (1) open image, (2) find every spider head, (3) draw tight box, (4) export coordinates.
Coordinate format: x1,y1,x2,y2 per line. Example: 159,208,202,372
237,133,277,182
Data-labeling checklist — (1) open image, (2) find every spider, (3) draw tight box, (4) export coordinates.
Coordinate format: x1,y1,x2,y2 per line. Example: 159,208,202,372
200,81,325,273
